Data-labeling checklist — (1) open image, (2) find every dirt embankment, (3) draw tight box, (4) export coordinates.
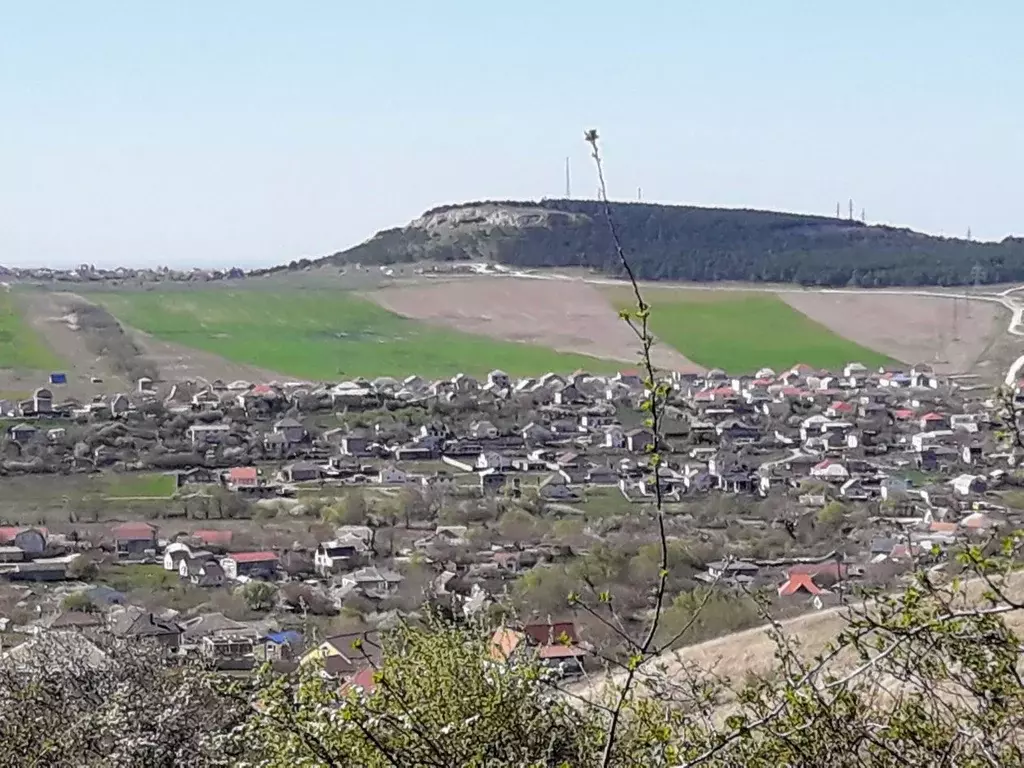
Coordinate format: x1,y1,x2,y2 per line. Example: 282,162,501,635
370,277,703,372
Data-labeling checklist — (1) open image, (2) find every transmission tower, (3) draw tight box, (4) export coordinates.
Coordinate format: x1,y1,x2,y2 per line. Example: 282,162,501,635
967,262,985,322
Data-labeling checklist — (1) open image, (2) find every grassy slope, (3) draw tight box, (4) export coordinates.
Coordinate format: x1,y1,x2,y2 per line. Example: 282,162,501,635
96,289,620,379
608,288,899,373
0,292,62,371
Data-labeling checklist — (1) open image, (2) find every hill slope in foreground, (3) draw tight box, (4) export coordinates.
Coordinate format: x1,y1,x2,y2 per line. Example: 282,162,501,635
277,200,1024,287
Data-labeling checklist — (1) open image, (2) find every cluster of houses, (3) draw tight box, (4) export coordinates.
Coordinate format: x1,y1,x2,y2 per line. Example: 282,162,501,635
0,513,590,686
2,359,1023,677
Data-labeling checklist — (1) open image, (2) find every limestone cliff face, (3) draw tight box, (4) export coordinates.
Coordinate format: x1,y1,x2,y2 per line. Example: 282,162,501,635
410,204,589,233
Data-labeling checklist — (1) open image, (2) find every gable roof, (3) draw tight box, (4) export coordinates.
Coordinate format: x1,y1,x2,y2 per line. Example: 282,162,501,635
191,529,233,547
111,522,157,541
777,572,825,596
109,609,181,638
228,467,257,483
226,551,278,564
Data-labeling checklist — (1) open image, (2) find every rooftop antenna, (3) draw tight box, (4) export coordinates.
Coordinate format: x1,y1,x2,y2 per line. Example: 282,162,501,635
564,157,571,198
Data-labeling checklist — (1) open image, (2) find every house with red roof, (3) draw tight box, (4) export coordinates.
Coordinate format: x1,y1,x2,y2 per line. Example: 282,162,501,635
810,458,849,482
221,551,279,580
340,666,378,695
778,386,806,400
490,621,588,678
777,572,826,597
191,529,233,550
826,401,855,418
226,467,259,488
112,522,158,556
919,412,949,432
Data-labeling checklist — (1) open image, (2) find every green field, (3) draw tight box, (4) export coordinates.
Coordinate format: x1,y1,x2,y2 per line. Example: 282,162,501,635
0,292,62,370
609,289,898,373
96,289,620,379
103,472,178,499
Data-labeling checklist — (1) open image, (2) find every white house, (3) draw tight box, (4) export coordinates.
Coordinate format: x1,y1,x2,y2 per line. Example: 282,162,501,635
486,370,511,390
476,452,513,471
951,474,987,497
598,428,622,450
314,535,369,576
843,362,867,378
377,466,409,485
163,542,192,571
810,459,850,482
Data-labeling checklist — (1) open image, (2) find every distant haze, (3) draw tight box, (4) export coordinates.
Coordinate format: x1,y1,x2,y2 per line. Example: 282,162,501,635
1,2,1021,269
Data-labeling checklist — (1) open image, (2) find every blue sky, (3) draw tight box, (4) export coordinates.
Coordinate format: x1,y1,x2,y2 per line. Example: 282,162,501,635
1,2,1021,268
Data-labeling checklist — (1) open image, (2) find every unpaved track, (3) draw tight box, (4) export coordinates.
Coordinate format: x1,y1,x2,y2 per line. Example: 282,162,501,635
9,291,131,399
371,277,703,372
22,291,293,389
128,329,296,386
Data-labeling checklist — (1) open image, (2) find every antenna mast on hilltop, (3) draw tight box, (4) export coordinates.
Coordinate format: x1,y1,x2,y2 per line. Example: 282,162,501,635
565,157,571,198
848,199,854,221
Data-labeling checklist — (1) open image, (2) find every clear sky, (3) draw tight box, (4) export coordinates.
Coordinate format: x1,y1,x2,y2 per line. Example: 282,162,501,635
1,1,1021,268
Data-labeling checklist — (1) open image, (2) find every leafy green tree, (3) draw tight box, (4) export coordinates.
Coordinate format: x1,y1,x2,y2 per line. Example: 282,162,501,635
60,592,97,613
240,580,278,612
66,554,100,581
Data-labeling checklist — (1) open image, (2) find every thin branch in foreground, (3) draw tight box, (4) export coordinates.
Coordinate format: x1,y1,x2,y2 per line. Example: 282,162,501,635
583,129,697,768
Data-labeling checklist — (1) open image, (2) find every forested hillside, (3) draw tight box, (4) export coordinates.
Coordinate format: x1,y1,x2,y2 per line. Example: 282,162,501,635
289,200,1024,287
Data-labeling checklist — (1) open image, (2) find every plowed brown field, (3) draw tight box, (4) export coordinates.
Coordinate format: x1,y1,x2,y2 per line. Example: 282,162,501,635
370,277,702,372
780,292,1004,374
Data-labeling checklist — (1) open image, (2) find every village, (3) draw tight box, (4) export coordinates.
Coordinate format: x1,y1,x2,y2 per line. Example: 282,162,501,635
0,360,1019,690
